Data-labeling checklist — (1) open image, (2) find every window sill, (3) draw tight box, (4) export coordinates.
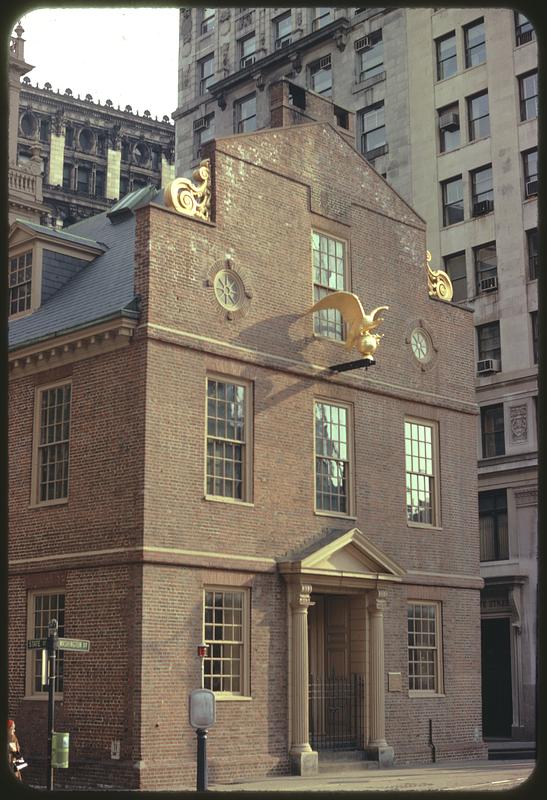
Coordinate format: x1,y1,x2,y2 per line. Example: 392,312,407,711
315,511,357,521
204,495,254,508
23,693,63,702
29,498,69,510
408,691,445,698
214,694,252,702
406,523,443,531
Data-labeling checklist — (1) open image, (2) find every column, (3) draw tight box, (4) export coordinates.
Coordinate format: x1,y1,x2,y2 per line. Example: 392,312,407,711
366,589,394,766
289,582,318,775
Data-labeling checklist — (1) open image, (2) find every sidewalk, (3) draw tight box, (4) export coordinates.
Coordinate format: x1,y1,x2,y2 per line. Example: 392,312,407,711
209,759,536,792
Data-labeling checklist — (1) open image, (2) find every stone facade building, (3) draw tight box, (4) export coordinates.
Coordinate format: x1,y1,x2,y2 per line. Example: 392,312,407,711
9,23,176,228
174,5,538,746
8,94,487,789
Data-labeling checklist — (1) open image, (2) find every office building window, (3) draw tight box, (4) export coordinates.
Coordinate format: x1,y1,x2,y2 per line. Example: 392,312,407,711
198,53,215,95
477,321,501,363
33,383,71,504
523,149,538,198
206,378,250,501
441,176,463,226
9,250,32,316
203,589,249,695
235,93,257,133
274,12,292,49
527,228,539,280
481,404,505,457
519,71,538,121
405,419,439,526
358,102,386,159
94,170,104,198
464,18,486,67
315,401,351,514
474,242,498,293
77,164,91,194
514,11,535,46
531,311,539,364
471,165,493,216
479,490,508,561
239,33,256,68
407,602,443,693
200,8,215,35
438,103,460,153
309,55,332,96
312,231,346,339
312,7,332,30
436,31,457,80
443,252,467,301
467,91,490,140
194,113,215,159
357,30,384,82
27,591,65,695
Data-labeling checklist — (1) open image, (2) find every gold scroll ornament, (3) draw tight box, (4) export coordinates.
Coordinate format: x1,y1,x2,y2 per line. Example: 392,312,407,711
164,159,211,221
308,291,389,360
426,250,453,302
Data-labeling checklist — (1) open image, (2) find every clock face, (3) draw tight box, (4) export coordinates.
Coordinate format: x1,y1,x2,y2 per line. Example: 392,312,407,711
411,328,431,362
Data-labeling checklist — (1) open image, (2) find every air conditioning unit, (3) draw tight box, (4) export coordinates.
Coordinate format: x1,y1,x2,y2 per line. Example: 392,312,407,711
354,35,370,51
477,358,500,375
240,54,256,68
275,36,292,50
473,199,494,217
526,179,538,198
319,55,331,69
193,117,209,132
479,275,498,292
439,111,459,131
517,29,533,45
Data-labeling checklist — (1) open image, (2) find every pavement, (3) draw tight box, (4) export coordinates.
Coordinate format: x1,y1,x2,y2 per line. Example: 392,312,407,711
209,759,537,793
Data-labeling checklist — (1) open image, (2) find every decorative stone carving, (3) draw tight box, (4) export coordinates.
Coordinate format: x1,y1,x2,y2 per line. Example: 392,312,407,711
514,488,538,507
426,251,453,302
237,11,254,32
181,9,192,43
206,256,254,321
219,8,230,23
164,159,211,221
510,405,528,442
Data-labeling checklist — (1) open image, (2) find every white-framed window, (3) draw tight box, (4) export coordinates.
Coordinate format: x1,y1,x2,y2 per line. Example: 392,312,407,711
193,113,215,160
239,32,256,68
311,230,347,340
198,53,215,95
274,11,292,49
314,400,352,515
203,588,250,696
9,249,33,316
312,8,332,31
200,7,215,35
407,601,443,694
26,590,65,697
404,418,440,527
309,55,332,96
358,101,386,159
357,29,384,82
206,377,252,502
32,382,72,505
234,93,257,133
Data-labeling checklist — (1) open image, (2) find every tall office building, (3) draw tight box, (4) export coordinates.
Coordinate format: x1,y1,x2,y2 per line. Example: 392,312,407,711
175,7,538,744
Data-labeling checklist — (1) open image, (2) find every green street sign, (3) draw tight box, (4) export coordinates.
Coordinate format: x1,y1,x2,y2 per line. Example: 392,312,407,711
57,638,90,652
27,638,47,649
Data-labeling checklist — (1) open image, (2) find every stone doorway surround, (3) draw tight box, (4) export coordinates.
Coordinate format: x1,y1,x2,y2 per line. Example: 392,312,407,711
278,527,406,775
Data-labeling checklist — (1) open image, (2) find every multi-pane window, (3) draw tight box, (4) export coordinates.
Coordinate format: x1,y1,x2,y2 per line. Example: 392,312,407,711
239,33,256,68
404,420,438,526
467,91,490,140
9,250,32,316
200,8,215,35
519,71,538,121
481,404,505,458
194,113,215,160
479,490,508,561
312,231,346,339
77,164,90,194
198,53,215,95
443,252,467,302
206,379,248,501
274,12,292,49
531,311,539,364
527,228,539,280
523,149,538,198
35,384,71,503
310,56,332,96
464,19,486,68
203,589,246,694
28,591,65,695
514,11,535,46
436,31,457,80
441,176,463,226
359,102,386,158
312,7,332,30
235,93,257,133
315,401,351,514
477,321,501,363
438,103,460,153
407,603,442,693
474,242,498,292
471,165,493,216
358,30,384,82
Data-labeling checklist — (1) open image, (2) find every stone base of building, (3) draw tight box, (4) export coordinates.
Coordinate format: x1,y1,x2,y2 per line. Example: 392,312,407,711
290,750,319,775
365,745,395,767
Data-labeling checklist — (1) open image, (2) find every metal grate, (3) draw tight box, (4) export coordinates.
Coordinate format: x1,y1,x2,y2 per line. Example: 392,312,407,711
309,674,364,750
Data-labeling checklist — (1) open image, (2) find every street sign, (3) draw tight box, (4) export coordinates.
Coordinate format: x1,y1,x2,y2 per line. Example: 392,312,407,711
57,638,90,652
27,638,47,649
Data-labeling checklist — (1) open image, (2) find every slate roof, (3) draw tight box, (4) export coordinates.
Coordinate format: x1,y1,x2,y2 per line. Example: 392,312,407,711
9,187,164,350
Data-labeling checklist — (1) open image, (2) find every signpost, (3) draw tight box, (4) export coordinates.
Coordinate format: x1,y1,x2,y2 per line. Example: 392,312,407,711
27,620,90,791
189,689,216,791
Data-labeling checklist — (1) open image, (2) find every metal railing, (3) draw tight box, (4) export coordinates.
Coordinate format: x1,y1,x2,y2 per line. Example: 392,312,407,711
309,673,364,750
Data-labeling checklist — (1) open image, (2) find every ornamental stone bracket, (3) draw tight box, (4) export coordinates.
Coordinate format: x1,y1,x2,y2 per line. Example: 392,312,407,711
164,159,211,221
426,251,453,302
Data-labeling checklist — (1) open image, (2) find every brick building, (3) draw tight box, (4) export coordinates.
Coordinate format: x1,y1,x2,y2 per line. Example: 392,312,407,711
8,90,487,790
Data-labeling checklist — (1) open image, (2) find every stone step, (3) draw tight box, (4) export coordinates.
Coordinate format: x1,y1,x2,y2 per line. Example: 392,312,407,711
318,750,379,773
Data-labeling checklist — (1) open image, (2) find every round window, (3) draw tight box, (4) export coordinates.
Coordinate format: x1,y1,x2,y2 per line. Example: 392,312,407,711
20,112,37,138
134,142,149,165
410,328,433,363
213,270,244,311
78,128,94,152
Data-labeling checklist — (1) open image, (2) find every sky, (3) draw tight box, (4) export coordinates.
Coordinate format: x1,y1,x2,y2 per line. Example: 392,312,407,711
13,6,180,122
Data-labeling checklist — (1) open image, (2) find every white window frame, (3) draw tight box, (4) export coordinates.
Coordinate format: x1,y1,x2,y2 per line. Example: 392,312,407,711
31,380,72,507
202,586,251,699
404,417,441,528
25,589,66,699
311,230,348,341
407,601,444,696
314,399,354,517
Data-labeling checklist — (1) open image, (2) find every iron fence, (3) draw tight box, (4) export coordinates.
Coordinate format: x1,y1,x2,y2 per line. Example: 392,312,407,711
309,673,364,750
